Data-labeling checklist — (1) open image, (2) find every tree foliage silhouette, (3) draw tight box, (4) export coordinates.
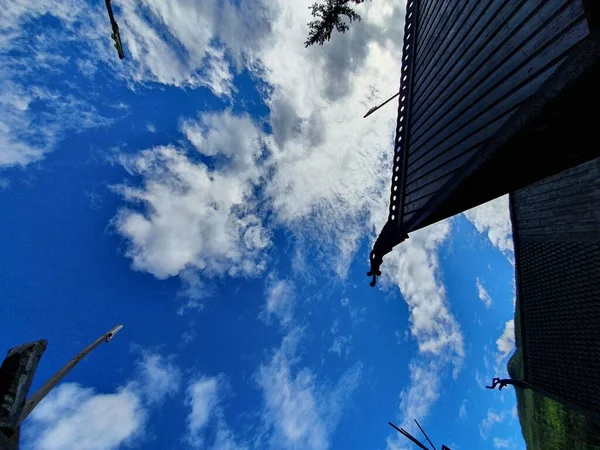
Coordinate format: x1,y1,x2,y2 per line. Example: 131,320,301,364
304,0,368,47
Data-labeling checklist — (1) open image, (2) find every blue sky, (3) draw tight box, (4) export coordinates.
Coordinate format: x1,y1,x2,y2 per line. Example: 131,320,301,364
1,1,524,449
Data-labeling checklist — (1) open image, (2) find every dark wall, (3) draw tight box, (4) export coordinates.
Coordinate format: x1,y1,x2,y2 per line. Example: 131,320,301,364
511,158,600,419
512,158,600,242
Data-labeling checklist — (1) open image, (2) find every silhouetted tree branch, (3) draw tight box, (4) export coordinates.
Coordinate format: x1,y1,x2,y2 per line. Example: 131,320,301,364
304,0,368,47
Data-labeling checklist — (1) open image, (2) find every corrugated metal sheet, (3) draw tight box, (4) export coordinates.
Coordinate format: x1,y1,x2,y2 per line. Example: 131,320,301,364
400,0,590,229
511,158,600,418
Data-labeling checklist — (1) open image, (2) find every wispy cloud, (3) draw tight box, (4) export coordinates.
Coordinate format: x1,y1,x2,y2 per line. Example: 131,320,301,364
340,297,366,327
133,351,181,405
479,408,506,440
463,195,514,257
1,0,271,170
0,3,116,168
186,376,221,447
184,374,249,450
382,222,464,366
256,328,362,450
496,320,515,362
328,335,353,358
476,277,493,308
493,436,517,449
459,399,468,420
477,318,517,391
260,276,296,328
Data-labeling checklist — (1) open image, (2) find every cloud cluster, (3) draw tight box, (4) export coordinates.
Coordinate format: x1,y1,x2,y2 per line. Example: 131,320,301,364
102,0,413,306
6,2,521,450
24,351,180,450
182,278,361,450
256,1,405,277
113,111,271,281
134,352,181,405
4,0,408,283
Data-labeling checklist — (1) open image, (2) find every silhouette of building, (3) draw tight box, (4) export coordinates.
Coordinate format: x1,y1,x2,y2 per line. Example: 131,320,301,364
369,0,600,284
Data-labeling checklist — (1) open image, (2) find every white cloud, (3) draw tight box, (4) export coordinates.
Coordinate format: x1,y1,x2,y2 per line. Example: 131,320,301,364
383,221,464,367
177,269,211,313
114,0,235,95
463,195,514,255
328,335,352,358
477,319,516,388
23,350,177,450
0,83,113,168
459,399,468,420
260,277,296,327
0,0,268,169
184,375,247,450
256,0,405,277
476,277,493,308
180,111,266,180
479,409,505,440
396,361,441,426
496,320,515,361
180,330,196,347
340,298,366,327
0,3,115,168
105,0,413,294
113,124,270,281
475,369,487,390
211,424,249,450
383,221,465,449
493,437,515,449
186,376,221,447
134,352,181,405
25,384,144,450
330,319,339,335
257,329,362,450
